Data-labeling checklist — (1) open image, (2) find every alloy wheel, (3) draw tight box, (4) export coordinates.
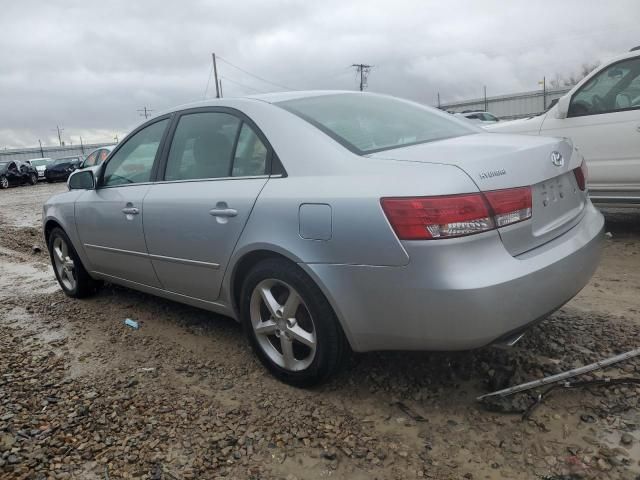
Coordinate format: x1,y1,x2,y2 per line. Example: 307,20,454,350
250,279,317,371
0,177,8,189
52,236,77,291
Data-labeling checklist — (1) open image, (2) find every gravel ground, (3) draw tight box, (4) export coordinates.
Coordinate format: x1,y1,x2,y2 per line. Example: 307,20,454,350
1,183,640,479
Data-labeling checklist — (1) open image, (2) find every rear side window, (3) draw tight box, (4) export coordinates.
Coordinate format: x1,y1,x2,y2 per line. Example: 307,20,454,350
103,119,168,186
277,93,474,154
165,112,241,181
232,124,268,177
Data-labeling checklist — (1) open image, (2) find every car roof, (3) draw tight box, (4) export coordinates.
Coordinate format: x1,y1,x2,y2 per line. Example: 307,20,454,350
164,90,367,115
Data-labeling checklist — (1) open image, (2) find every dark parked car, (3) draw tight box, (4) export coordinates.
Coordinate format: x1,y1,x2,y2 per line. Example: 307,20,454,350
0,160,38,188
44,156,83,183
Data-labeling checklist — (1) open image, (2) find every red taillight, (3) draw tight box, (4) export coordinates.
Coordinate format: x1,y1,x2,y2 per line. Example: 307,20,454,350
573,160,587,191
381,187,532,240
484,187,532,227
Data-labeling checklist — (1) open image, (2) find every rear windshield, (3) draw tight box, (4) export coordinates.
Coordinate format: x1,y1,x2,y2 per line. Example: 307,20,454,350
54,157,77,164
276,93,475,154
30,159,49,167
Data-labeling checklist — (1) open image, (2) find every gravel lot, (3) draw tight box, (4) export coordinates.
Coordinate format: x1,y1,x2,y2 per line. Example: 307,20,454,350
1,182,640,479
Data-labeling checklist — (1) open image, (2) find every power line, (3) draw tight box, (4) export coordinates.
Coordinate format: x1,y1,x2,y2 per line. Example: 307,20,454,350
216,56,295,91
351,64,372,91
219,76,270,94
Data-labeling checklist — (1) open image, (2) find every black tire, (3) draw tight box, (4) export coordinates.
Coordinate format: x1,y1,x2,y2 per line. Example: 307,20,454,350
240,258,348,387
48,227,100,298
0,176,8,189
29,173,37,185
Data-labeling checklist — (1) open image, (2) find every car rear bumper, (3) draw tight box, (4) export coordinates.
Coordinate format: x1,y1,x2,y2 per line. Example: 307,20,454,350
45,172,67,181
303,202,604,352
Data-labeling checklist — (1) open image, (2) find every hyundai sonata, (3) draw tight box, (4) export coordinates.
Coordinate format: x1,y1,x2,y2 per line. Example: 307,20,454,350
43,91,603,385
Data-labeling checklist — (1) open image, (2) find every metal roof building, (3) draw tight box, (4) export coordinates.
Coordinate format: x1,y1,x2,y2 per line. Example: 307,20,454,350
440,87,570,120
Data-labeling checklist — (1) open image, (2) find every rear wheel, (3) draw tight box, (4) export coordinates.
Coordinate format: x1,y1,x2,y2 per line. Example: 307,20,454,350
240,258,347,386
48,227,100,298
0,176,8,189
29,173,37,185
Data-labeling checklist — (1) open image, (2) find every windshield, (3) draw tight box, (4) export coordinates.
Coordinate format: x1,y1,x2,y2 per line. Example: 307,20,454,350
277,93,475,154
30,159,49,167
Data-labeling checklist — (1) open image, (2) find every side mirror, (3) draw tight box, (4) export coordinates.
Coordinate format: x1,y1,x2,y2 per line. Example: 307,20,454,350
68,169,95,190
555,95,570,119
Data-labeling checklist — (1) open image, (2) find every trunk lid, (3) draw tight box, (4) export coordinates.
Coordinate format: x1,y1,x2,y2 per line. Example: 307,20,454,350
370,133,588,255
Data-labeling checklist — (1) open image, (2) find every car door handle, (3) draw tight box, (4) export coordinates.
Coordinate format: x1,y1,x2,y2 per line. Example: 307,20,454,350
122,207,139,215
209,208,238,218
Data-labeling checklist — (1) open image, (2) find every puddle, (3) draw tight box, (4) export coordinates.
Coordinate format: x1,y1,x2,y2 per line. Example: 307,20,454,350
0,255,58,296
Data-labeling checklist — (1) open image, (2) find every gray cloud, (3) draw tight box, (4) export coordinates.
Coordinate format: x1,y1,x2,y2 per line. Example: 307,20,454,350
1,0,638,147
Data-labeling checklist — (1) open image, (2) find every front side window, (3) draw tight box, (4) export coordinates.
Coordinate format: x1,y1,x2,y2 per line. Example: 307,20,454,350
103,119,168,186
277,93,475,154
83,151,98,167
569,57,640,116
165,112,241,181
232,124,268,177
98,149,110,164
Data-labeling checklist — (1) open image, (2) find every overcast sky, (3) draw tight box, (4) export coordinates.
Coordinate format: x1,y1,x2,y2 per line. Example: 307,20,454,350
1,0,638,148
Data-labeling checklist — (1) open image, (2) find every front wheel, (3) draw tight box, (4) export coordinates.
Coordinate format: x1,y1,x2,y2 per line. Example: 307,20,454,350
0,176,8,189
29,173,37,185
240,259,347,387
48,227,100,298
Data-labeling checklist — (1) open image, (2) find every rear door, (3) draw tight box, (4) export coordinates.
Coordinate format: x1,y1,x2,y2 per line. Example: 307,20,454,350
75,117,170,286
143,108,271,301
540,55,640,194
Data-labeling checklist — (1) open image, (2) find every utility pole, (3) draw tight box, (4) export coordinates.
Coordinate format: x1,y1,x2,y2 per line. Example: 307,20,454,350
212,53,220,98
219,79,223,98
38,139,44,158
80,136,84,154
55,126,64,146
351,63,372,91
137,107,153,119
538,76,547,110
114,134,119,143
483,86,488,112
437,92,441,109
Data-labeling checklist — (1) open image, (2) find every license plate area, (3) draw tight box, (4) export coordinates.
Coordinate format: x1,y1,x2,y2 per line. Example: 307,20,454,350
532,172,584,237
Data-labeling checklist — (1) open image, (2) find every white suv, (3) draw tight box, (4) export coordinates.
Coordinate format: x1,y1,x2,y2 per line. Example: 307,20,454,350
487,49,640,206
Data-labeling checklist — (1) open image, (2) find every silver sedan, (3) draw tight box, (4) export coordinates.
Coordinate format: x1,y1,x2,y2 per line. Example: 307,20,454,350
43,91,604,385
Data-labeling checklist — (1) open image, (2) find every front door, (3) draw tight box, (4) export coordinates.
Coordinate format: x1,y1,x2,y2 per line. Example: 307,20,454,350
541,55,640,193
75,118,170,287
143,111,271,301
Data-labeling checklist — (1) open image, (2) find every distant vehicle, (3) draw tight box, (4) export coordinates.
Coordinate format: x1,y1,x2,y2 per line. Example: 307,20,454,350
487,48,640,206
25,157,53,180
44,91,603,385
81,146,115,168
457,111,500,123
0,160,38,188
44,156,83,183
